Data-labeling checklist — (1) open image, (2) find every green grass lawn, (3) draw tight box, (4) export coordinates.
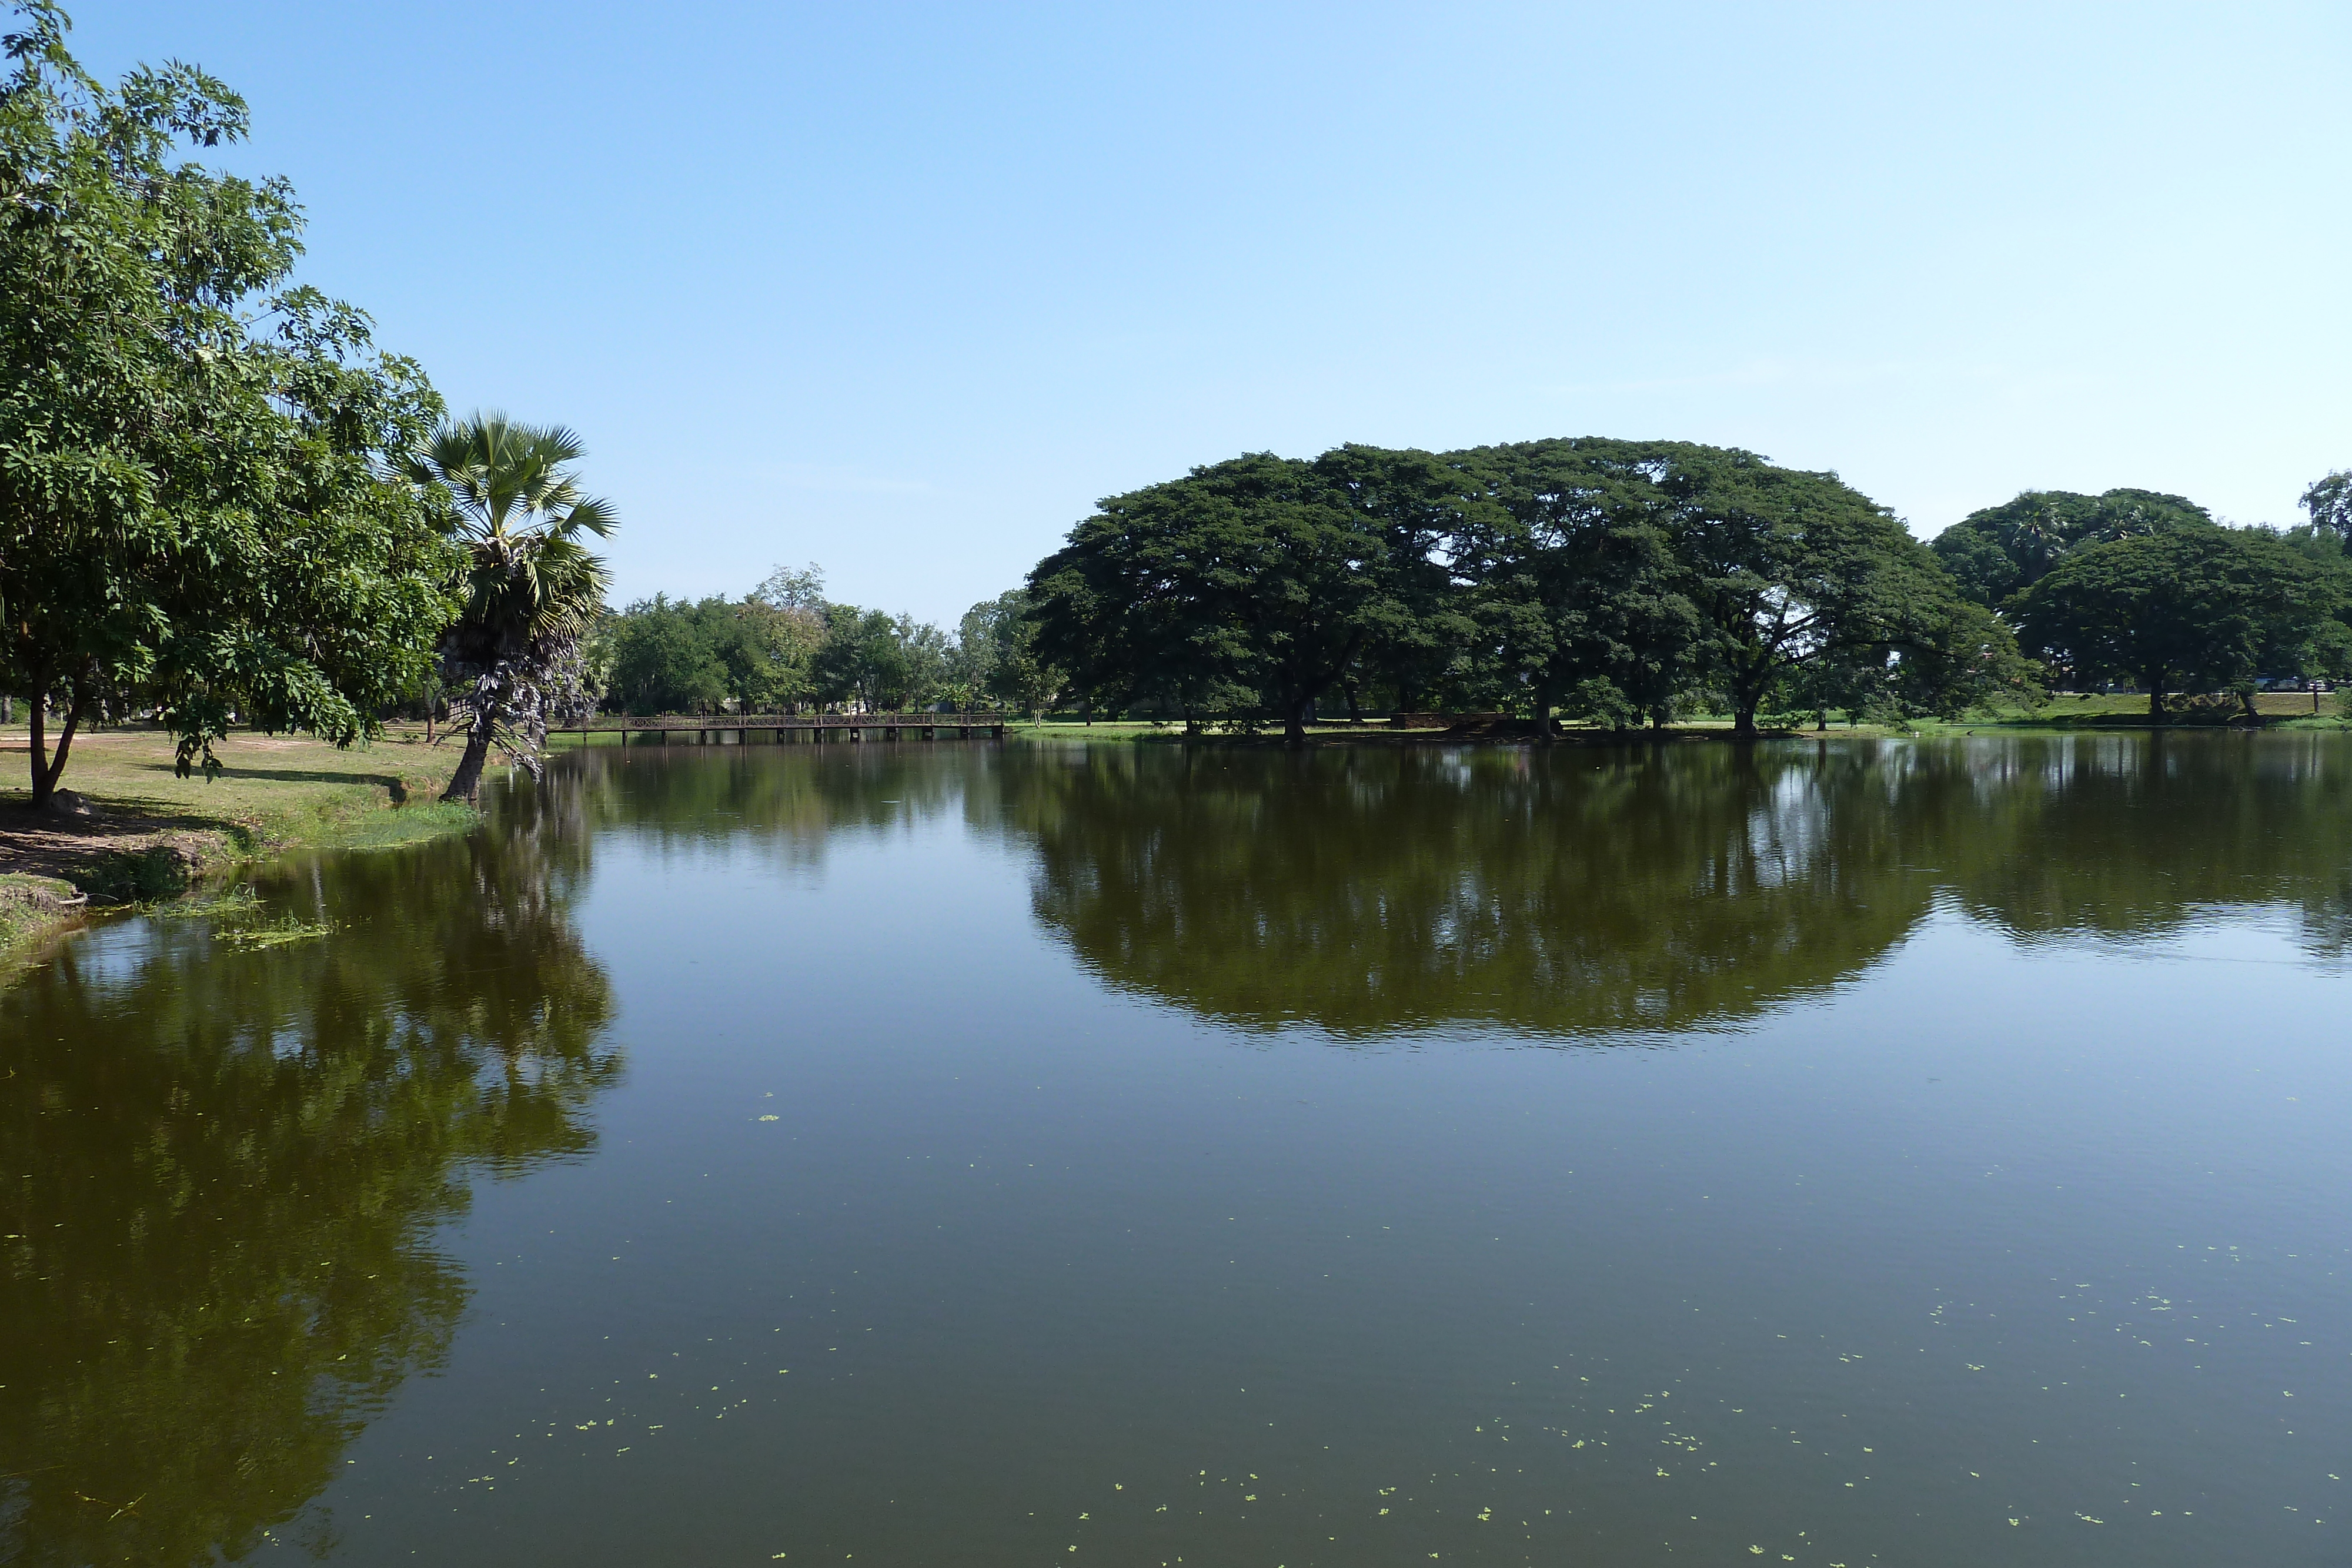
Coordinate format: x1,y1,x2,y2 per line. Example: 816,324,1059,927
1912,690,2347,732
0,723,472,969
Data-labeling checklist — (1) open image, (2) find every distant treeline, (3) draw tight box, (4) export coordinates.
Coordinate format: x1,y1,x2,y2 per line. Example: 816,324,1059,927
1015,440,2352,737
593,444,2352,733
584,568,1056,717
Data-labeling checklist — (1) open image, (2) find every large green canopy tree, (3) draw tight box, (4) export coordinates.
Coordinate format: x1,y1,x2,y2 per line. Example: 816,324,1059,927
1020,440,2022,737
1027,453,1431,741
400,414,613,802
1645,443,2004,735
0,4,457,806
2012,527,2340,719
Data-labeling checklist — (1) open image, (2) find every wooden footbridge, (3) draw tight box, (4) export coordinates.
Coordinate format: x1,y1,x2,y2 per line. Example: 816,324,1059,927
565,712,1009,745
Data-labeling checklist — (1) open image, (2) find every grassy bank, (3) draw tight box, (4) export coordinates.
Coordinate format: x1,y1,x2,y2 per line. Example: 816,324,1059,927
0,723,472,971
1910,690,2349,734
546,690,2352,756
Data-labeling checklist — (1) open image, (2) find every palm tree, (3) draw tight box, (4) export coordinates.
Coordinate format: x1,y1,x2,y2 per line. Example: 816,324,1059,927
403,414,616,802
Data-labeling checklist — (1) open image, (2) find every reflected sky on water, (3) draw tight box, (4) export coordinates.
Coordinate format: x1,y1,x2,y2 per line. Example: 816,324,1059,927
4,734,2348,1566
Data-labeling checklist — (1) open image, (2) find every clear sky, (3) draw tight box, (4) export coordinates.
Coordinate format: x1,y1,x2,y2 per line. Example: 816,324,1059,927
72,1,2352,627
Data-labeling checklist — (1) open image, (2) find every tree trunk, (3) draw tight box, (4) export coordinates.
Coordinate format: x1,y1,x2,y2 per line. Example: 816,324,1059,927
26,690,46,807
1532,680,1554,745
441,716,496,803
1732,698,1760,738
27,680,85,810
2147,676,2166,724
2242,687,2260,722
1284,694,1312,745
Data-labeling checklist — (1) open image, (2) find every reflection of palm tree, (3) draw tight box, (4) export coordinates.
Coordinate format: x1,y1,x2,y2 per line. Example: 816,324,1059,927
403,414,616,802
0,781,617,1565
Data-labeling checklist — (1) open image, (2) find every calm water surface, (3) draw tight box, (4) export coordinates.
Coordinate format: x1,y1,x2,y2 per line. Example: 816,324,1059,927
5,735,2350,1566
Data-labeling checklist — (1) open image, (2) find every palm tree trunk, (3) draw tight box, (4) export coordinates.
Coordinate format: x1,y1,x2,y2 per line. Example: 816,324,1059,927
442,714,496,803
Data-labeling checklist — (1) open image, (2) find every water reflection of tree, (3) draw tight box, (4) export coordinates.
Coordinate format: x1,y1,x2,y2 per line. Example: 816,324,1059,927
1003,735,2352,1039
1941,733,2352,957
563,743,991,871
0,774,617,1566
1003,744,1949,1038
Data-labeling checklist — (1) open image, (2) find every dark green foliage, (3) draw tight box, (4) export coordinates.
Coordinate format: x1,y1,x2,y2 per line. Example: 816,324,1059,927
0,5,459,804
956,589,1063,717
2300,470,2352,547
1026,439,2025,738
1451,439,1698,734
1029,452,1424,741
2289,473,2352,568
811,604,948,713
1624,444,1973,735
75,843,198,903
595,573,828,717
602,594,729,714
592,570,949,717
400,415,614,801
1313,445,1479,717
1929,488,2214,608
2013,528,2339,719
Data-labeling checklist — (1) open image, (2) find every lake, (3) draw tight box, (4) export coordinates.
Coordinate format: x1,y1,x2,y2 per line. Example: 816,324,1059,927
4,734,2348,1566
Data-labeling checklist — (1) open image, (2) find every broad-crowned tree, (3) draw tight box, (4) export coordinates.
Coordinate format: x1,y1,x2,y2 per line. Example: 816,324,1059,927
1647,444,1990,735
1028,453,1417,742
0,5,457,805
2012,527,2333,719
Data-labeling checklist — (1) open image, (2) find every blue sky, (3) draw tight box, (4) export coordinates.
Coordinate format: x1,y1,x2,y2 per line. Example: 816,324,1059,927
74,1,2352,627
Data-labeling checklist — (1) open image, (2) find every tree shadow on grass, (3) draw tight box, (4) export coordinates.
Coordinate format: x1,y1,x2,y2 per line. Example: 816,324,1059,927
122,760,410,799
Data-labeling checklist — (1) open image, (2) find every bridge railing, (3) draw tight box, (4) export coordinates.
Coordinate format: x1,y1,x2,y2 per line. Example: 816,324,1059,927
573,712,1008,728
562,713,1010,741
